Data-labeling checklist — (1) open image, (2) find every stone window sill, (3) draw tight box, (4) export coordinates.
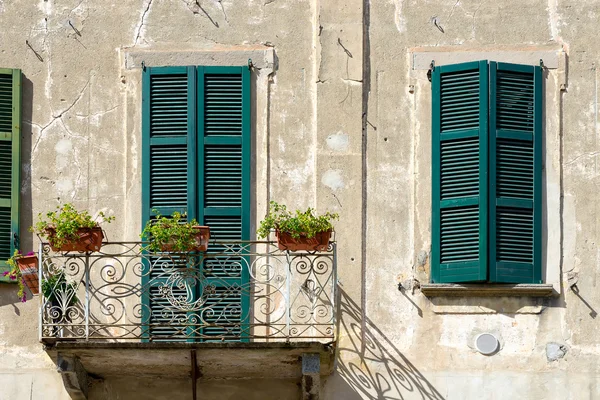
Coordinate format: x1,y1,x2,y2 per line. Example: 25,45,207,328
420,283,557,298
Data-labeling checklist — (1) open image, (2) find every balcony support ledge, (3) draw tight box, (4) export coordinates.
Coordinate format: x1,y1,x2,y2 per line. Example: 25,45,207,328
57,355,90,400
49,341,335,381
420,283,557,297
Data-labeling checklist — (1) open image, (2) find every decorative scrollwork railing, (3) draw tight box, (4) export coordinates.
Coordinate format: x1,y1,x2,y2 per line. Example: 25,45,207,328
39,241,336,342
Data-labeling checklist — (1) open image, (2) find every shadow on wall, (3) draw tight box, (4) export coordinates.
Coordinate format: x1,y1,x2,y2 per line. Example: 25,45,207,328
331,289,444,400
20,75,34,253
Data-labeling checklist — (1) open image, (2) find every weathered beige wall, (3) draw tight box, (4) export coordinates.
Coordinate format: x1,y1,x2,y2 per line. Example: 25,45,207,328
0,0,599,399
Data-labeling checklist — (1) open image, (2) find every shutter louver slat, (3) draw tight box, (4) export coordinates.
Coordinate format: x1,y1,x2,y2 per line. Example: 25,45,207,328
0,141,11,198
497,70,535,132
204,74,242,136
0,207,10,260
150,145,187,208
497,139,533,199
440,206,479,263
440,138,479,200
489,62,542,283
0,74,11,132
204,145,242,207
150,74,188,137
440,69,480,132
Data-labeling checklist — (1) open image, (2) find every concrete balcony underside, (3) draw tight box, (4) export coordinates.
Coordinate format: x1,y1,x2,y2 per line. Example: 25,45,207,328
49,341,335,380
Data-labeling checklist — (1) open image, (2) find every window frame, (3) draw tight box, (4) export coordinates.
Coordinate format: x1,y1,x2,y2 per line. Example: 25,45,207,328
140,65,252,341
430,60,543,285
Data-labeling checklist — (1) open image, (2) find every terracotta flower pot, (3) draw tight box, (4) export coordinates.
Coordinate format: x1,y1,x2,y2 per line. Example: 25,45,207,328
160,226,210,252
17,255,39,295
46,226,104,252
275,229,332,252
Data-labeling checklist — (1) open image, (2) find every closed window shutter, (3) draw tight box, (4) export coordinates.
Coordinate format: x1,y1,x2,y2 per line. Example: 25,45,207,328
197,66,250,341
0,69,20,282
142,66,196,340
488,62,542,283
141,66,250,341
431,61,488,283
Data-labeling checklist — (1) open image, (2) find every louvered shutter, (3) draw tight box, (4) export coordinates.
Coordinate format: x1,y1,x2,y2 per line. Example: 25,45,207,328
141,66,197,340
0,69,20,282
431,61,488,283
489,62,542,283
197,66,250,341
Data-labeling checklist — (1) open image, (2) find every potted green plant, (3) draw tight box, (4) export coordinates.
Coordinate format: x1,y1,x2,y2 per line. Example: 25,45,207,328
31,204,114,252
141,211,210,253
257,201,338,251
3,250,38,301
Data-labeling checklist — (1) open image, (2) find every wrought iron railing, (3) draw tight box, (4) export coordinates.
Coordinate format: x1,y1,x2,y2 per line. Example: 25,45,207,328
38,241,336,342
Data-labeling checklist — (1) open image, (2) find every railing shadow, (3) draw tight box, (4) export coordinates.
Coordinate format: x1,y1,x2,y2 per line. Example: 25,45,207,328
330,289,444,400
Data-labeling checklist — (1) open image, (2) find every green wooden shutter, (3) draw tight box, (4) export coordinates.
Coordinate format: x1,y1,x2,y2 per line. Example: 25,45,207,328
489,62,542,283
197,66,250,340
141,66,196,340
431,61,488,283
0,69,21,282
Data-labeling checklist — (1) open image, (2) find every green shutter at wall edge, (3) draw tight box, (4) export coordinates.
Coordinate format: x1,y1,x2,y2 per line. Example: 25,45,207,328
0,69,21,283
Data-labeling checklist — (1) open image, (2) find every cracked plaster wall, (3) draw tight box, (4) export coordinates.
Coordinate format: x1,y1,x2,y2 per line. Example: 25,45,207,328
0,0,599,399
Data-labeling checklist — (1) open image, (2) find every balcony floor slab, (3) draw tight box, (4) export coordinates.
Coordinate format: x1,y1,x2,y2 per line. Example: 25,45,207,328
46,341,335,380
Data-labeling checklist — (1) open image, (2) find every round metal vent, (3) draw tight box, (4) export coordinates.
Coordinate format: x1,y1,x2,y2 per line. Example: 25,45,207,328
475,333,499,355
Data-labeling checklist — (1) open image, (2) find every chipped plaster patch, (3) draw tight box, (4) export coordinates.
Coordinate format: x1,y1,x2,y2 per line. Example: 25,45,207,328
55,139,73,155
326,132,349,152
321,169,344,191
56,179,74,196
547,0,567,50
55,139,73,169
392,0,407,33
546,342,568,361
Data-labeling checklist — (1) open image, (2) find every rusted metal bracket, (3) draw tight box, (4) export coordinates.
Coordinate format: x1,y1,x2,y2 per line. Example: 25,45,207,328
427,60,435,82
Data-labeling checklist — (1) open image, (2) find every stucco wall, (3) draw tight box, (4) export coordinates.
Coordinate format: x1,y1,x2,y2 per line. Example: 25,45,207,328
0,0,599,399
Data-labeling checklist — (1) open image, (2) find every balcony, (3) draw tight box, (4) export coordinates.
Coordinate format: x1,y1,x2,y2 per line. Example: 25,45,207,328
39,241,336,398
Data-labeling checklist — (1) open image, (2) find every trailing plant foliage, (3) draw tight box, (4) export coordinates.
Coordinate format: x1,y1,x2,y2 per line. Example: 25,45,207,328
141,211,203,252
31,204,114,249
41,271,78,306
257,201,339,239
3,250,34,302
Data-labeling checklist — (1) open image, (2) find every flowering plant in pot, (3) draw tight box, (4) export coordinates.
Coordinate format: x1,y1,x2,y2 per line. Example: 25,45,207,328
257,201,338,251
31,204,114,252
141,211,210,253
3,250,38,302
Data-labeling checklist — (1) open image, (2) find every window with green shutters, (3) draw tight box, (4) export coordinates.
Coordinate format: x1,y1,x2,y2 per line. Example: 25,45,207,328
431,60,542,284
141,65,250,341
0,69,21,283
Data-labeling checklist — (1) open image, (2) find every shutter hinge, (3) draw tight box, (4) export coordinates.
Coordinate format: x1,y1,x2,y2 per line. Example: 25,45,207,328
247,58,253,71
427,60,435,82
13,232,18,250
141,60,146,72
539,59,545,69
